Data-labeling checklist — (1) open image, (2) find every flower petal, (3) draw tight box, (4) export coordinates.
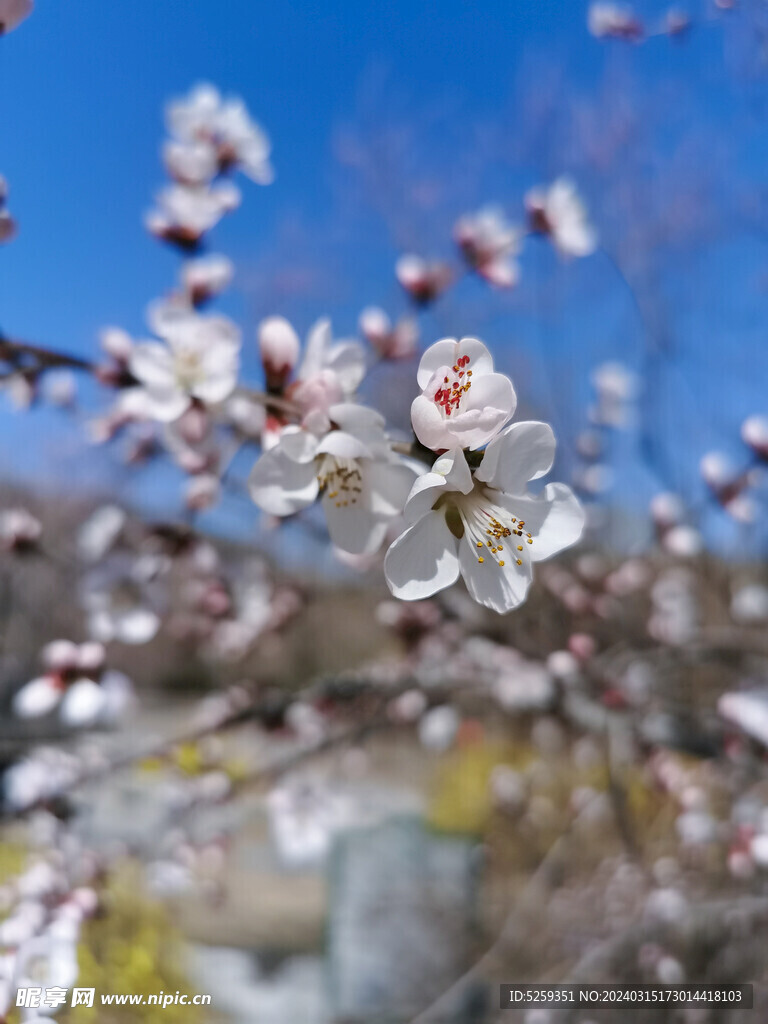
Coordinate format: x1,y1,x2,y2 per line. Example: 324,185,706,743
528,483,585,561
416,336,493,390
328,403,386,436
249,447,319,516
316,430,372,460
129,342,176,390
323,498,386,555
476,421,555,492
365,460,418,518
114,607,161,645
410,394,451,452
60,679,106,728
325,341,366,395
279,426,320,463
384,512,460,600
403,450,473,525
495,482,585,562
459,538,532,613
298,318,331,380
13,677,61,718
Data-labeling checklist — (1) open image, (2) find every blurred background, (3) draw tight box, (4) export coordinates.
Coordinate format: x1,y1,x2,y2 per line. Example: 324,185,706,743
3,1,768,1022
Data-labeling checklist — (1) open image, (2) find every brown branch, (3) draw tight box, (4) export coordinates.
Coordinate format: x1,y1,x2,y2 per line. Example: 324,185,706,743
0,336,96,372
4,674,475,820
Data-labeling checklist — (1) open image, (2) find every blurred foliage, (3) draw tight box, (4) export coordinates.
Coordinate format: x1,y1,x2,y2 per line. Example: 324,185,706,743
60,862,209,1024
427,739,533,835
0,841,27,883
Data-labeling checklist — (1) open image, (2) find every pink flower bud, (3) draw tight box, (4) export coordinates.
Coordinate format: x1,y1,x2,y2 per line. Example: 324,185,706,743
650,492,685,532
359,306,391,347
258,316,300,391
742,415,768,460
395,255,452,304
77,641,106,675
568,632,597,662
41,640,80,674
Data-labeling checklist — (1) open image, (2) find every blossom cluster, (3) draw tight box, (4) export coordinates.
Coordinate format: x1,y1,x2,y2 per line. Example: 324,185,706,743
6,5,768,1016
397,176,597,305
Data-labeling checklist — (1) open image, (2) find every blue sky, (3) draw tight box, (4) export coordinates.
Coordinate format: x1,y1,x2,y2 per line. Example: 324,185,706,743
2,0,768,549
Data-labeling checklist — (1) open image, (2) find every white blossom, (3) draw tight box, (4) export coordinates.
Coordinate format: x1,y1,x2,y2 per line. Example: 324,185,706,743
650,492,685,531
80,555,161,645
742,414,768,459
588,2,643,39
358,307,418,360
145,181,240,248
410,337,516,452
0,507,41,551
590,361,638,427
385,425,584,613
3,748,80,811
181,253,234,305
731,583,768,624
267,778,354,868
249,404,415,555
526,177,597,258
418,705,460,751
719,691,768,748
289,318,366,422
454,205,523,287
166,83,274,185
395,255,452,303
12,641,132,728
129,303,240,421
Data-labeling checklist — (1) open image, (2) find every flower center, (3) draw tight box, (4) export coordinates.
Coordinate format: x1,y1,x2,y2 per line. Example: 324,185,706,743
174,346,204,389
432,355,473,418
454,489,533,568
317,455,363,508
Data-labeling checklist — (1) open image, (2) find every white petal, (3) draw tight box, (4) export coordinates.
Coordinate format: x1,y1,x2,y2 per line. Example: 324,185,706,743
60,679,106,728
410,394,452,452
315,430,371,460
459,538,532,613
555,220,597,258
129,342,176,389
279,426,320,463
13,678,61,718
133,386,190,422
114,607,160,645
497,483,585,562
325,341,366,395
323,499,385,555
365,461,418,518
328,403,386,436
88,610,116,643
384,513,460,600
242,156,275,185
417,337,494,390
480,256,519,288
249,447,319,516
451,371,516,449
476,421,556,492
403,450,473,525
192,366,238,404
529,483,585,560
298,318,331,380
